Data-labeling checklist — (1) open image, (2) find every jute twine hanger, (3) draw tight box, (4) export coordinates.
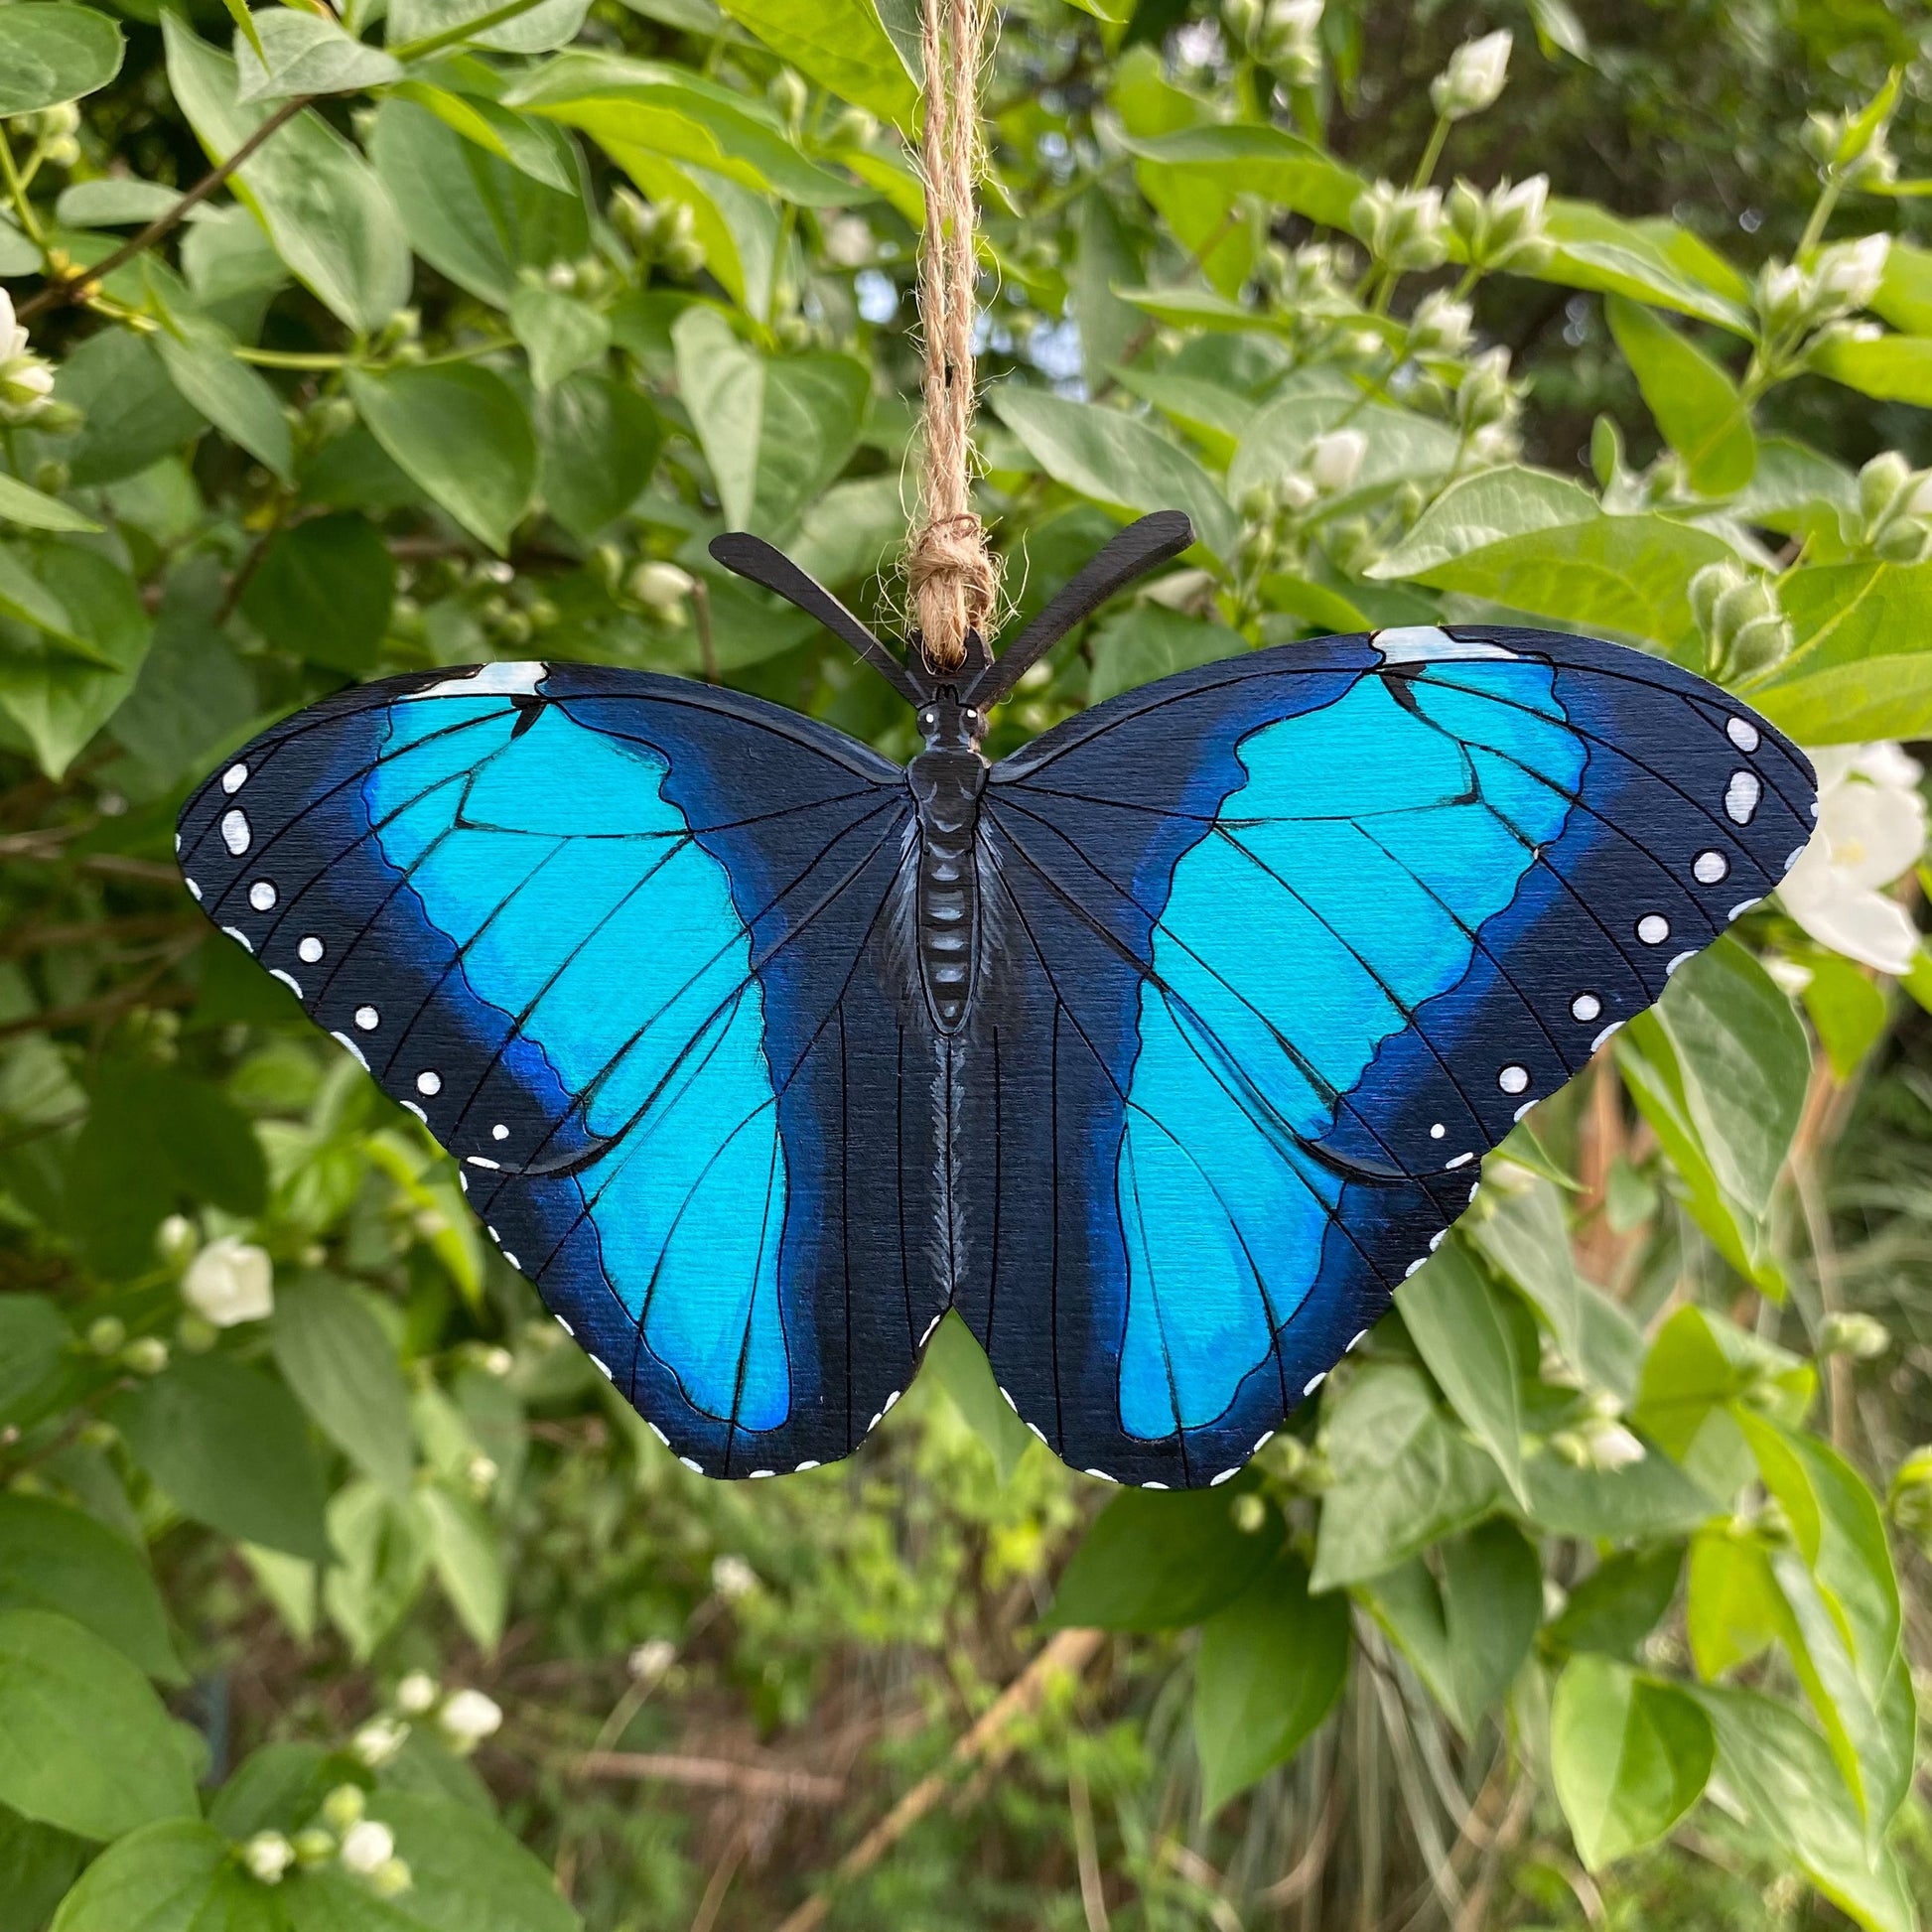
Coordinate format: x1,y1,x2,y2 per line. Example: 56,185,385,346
906,0,1000,677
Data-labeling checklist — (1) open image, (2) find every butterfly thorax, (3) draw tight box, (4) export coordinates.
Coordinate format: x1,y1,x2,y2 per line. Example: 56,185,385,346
907,713,988,1034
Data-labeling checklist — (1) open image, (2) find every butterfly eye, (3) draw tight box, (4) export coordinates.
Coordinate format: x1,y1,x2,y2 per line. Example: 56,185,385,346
920,711,935,728
964,709,980,724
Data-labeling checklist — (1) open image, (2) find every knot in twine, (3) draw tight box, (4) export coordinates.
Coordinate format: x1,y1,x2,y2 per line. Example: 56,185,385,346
909,511,998,673
908,0,999,677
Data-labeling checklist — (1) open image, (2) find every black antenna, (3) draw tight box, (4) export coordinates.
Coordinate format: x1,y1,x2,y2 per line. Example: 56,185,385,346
963,511,1194,710
709,532,928,706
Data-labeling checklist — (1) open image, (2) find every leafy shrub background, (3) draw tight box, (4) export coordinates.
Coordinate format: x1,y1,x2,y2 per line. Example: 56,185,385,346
1,0,1932,1926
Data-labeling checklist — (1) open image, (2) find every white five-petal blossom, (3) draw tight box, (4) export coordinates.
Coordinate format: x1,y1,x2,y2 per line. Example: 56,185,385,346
181,1235,274,1327
1780,742,1926,974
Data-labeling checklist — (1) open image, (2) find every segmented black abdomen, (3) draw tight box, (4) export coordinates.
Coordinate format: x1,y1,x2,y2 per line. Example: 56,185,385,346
907,751,986,1034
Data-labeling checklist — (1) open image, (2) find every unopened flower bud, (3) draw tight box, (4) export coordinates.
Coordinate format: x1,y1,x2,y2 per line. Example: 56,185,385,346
321,1785,366,1834
1229,1490,1268,1533
183,1236,274,1327
1350,181,1449,274
339,1818,395,1876
1431,29,1511,120
1408,288,1472,356
629,560,695,613
393,1671,439,1717
350,1718,408,1768
292,1828,337,1867
1816,234,1889,315
1456,345,1519,433
1309,426,1367,493
711,1553,758,1599
242,1832,295,1885
436,1688,503,1751
370,1858,413,1898
766,67,809,131
825,104,880,148
1818,1311,1889,1359
1689,560,1791,680
629,1637,677,1680
85,1314,126,1356
121,1336,169,1376
1221,0,1264,51
157,1214,198,1266
1256,0,1323,82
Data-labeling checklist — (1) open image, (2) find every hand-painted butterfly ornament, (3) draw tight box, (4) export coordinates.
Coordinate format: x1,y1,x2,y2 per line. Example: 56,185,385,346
179,511,1816,1487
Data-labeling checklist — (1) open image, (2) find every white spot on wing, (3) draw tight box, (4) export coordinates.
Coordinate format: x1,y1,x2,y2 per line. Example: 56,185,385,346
1637,913,1670,946
1498,1064,1529,1095
1210,1467,1238,1485
221,762,248,793
416,1071,441,1096
1571,992,1600,1023
220,808,249,855
491,1123,509,1141
220,925,253,953
1725,770,1761,825
1727,897,1762,922
353,1006,379,1031
1084,1467,1119,1483
1666,950,1696,976
1726,715,1760,753
298,935,324,963
1429,1122,1447,1139
1694,850,1728,885
590,1354,613,1379
401,1102,426,1122
270,969,303,998
1446,1151,1474,1170
1590,1022,1623,1052
466,1156,500,1171
186,879,202,901
1303,1372,1325,1396
1372,625,1515,662
331,1031,369,1069
249,880,276,911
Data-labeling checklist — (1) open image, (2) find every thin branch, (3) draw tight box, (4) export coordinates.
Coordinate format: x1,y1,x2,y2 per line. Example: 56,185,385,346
18,96,315,324
578,1749,844,1806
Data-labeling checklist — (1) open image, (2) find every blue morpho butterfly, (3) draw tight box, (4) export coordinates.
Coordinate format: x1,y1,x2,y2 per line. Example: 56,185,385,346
178,510,1817,1489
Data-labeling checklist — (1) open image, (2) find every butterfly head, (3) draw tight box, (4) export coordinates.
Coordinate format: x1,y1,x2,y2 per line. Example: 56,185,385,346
915,689,988,755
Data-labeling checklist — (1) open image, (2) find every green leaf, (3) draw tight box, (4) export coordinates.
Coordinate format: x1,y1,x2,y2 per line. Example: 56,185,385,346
0,541,154,779
671,309,868,537
240,513,396,674
623,152,777,317
1745,559,1932,746
507,55,863,208
1530,200,1751,332
1522,1436,1722,1540
1687,1525,1782,1678
0,5,123,116
386,78,577,194
1087,606,1245,704
1467,1169,1643,1400
1310,1363,1505,1590
0,1805,85,1932
1372,505,1728,655
164,16,411,335
208,1741,336,1840
922,1311,1034,1483
1810,331,1932,407
1194,1550,1348,1813
0,1496,182,1683
50,1819,283,1932
324,1478,428,1660
1552,1656,1713,1868
989,387,1238,560
1228,370,1460,508
0,1297,74,1433
1115,124,1363,235
370,97,588,309
534,371,660,541
389,0,590,55
234,8,402,100
53,331,206,489
0,473,100,535
353,1791,580,1932
0,1610,198,1840
419,1480,506,1651
271,1274,416,1495
107,1354,330,1562
1047,1485,1277,1630
507,285,612,392
1605,296,1755,494
1871,238,1932,334
347,365,537,554
1397,1240,1527,1504
150,302,295,483
1547,1545,1683,1660
713,0,916,123
1361,1519,1542,1736
1693,1686,1916,1932
1367,465,1596,580
1799,951,1889,1078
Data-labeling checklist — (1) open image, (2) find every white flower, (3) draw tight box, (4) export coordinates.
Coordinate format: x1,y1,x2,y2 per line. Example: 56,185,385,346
628,1637,677,1681
436,1688,503,1750
822,216,874,269
181,1236,273,1327
711,1553,758,1599
156,1213,198,1265
0,289,55,425
339,1819,396,1876
1409,288,1472,356
1309,427,1367,493
1780,743,1926,974
393,1671,439,1717
1584,1422,1647,1471
629,561,694,612
1431,29,1511,119
243,1833,296,1884
1817,233,1890,312
349,1717,409,1767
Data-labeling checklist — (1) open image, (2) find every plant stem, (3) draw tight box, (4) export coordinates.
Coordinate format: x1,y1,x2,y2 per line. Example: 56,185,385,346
18,95,314,324
0,128,48,252
232,346,349,369
1796,175,1842,259
1410,113,1450,192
